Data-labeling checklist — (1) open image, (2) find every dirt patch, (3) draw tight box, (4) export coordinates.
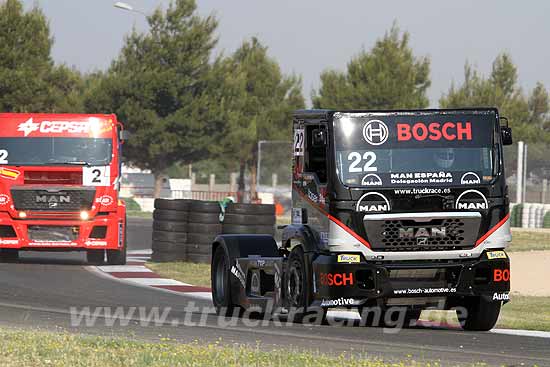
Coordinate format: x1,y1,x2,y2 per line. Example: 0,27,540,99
509,250,550,296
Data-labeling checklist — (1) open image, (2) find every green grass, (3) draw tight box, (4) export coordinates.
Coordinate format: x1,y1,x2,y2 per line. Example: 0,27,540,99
146,262,211,287
0,328,447,367
127,211,153,219
508,228,550,252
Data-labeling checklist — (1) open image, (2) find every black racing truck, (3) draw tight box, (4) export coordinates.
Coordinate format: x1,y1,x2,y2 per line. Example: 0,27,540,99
211,108,513,331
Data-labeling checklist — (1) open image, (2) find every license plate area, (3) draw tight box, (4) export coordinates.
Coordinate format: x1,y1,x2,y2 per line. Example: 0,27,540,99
27,225,79,242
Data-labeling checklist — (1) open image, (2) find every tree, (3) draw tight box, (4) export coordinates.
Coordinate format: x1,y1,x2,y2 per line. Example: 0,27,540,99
220,37,304,199
312,24,430,109
439,53,550,143
0,0,81,112
85,0,221,197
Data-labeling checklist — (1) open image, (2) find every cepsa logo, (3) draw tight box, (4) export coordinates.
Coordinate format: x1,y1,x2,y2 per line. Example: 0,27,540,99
319,272,354,286
18,118,90,137
397,122,472,142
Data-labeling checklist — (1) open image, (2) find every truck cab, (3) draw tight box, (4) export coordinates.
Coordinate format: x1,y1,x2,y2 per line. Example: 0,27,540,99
211,108,513,331
0,113,127,264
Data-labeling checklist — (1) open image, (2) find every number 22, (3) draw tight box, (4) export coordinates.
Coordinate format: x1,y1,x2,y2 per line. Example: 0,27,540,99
348,151,377,172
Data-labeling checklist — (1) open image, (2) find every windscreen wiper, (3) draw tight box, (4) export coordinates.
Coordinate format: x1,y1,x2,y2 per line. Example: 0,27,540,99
48,161,91,166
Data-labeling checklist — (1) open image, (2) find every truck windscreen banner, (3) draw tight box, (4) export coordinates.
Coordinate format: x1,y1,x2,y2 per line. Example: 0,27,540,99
333,111,496,188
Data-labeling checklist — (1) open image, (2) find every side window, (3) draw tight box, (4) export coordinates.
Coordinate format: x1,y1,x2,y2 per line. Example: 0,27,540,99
304,124,328,184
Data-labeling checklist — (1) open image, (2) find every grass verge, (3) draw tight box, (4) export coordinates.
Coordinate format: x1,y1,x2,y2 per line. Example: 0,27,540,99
508,228,550,252
146,261,210,287
0,327,442,367
127,211,153,219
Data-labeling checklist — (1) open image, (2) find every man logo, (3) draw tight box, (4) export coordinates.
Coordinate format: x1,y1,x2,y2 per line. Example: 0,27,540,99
455,189,488,210
460,172,481,185
362,120,389,145
356,192,390,213
361,173,382,186
417,237,428,245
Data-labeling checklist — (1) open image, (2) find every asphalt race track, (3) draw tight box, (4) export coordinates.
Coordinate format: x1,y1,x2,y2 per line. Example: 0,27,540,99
0,217,548,366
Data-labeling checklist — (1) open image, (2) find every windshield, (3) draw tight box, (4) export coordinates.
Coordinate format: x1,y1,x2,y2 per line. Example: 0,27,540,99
333,111,496,187
0,137,113,166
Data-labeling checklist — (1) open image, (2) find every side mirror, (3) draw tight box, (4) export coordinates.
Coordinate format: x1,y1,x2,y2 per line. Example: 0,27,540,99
312,128,326,147
501,126,513,146
119,130,131,142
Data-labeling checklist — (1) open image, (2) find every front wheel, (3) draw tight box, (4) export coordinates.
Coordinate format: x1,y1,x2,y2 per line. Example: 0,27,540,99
211,245,241,317
86,249,104,264
107,218,127,265
0,249,19,262
285,246,319,323
458,297,501,331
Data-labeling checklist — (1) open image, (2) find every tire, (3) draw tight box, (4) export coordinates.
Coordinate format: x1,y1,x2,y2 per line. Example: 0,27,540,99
106,217,127,265
87,249,105,264
186,233,218,244
0,249,19,262
226,203,275,215
153,220,187,233
153,210,188,222
154,199,191,211
188,212,220,224
151,249,186,262
189,200,220,213
285,246,313,323
152,231,187,243
211,245,241,316
187,253,211,263
186,223,222,234
222,224,274,235
223,213,275,226
458,297,502,331
186,243,212,255
152,241,185,253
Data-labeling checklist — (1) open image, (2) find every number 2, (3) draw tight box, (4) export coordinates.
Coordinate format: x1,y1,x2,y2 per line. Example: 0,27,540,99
347,151,377,172
92,169,101,183
0,150,8,164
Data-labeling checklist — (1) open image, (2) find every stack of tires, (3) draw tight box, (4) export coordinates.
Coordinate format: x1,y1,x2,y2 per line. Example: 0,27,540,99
222,203,276,236
151,199,189,262
185,201,222,263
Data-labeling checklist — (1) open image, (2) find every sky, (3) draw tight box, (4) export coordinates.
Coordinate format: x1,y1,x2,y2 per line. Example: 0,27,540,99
20,0,550,107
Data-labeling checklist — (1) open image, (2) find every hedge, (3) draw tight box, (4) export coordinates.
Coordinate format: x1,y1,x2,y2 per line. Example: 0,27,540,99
122,197,141,211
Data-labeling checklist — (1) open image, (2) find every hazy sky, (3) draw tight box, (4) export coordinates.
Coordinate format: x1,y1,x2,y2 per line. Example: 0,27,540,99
21,0,550,107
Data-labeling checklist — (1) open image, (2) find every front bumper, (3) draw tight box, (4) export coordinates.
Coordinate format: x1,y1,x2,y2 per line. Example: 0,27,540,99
0,211,124,250
311,250,510,308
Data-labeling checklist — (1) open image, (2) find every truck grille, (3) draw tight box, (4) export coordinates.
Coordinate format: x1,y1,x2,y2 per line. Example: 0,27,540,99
28,225,79,242
11,187,95,212
363,213,480,252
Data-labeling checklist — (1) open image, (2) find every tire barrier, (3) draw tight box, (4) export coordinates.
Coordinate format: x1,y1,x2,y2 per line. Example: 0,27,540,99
510,202,550,228
151,199,276,263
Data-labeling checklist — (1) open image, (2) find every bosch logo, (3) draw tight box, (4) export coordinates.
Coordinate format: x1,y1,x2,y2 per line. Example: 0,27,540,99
362,120,388,145
397,122,472,142
460,172,481,185
361,173,382,186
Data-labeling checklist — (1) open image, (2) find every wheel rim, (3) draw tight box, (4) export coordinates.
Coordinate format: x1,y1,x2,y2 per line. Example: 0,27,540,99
214,253,226,303
287,259,303,307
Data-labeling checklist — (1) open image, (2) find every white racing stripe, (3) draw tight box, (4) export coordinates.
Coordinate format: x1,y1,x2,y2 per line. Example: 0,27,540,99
128,278,187,286
491,328,550,338
97,265,152,272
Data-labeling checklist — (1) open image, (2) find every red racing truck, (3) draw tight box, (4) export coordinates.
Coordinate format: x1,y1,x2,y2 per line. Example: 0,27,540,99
0,113,127,264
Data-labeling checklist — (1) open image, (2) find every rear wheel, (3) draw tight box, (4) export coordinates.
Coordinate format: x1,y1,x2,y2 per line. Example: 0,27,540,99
458,297,501,331
211,245,241,317
87,249,104,264
0,249,19,262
